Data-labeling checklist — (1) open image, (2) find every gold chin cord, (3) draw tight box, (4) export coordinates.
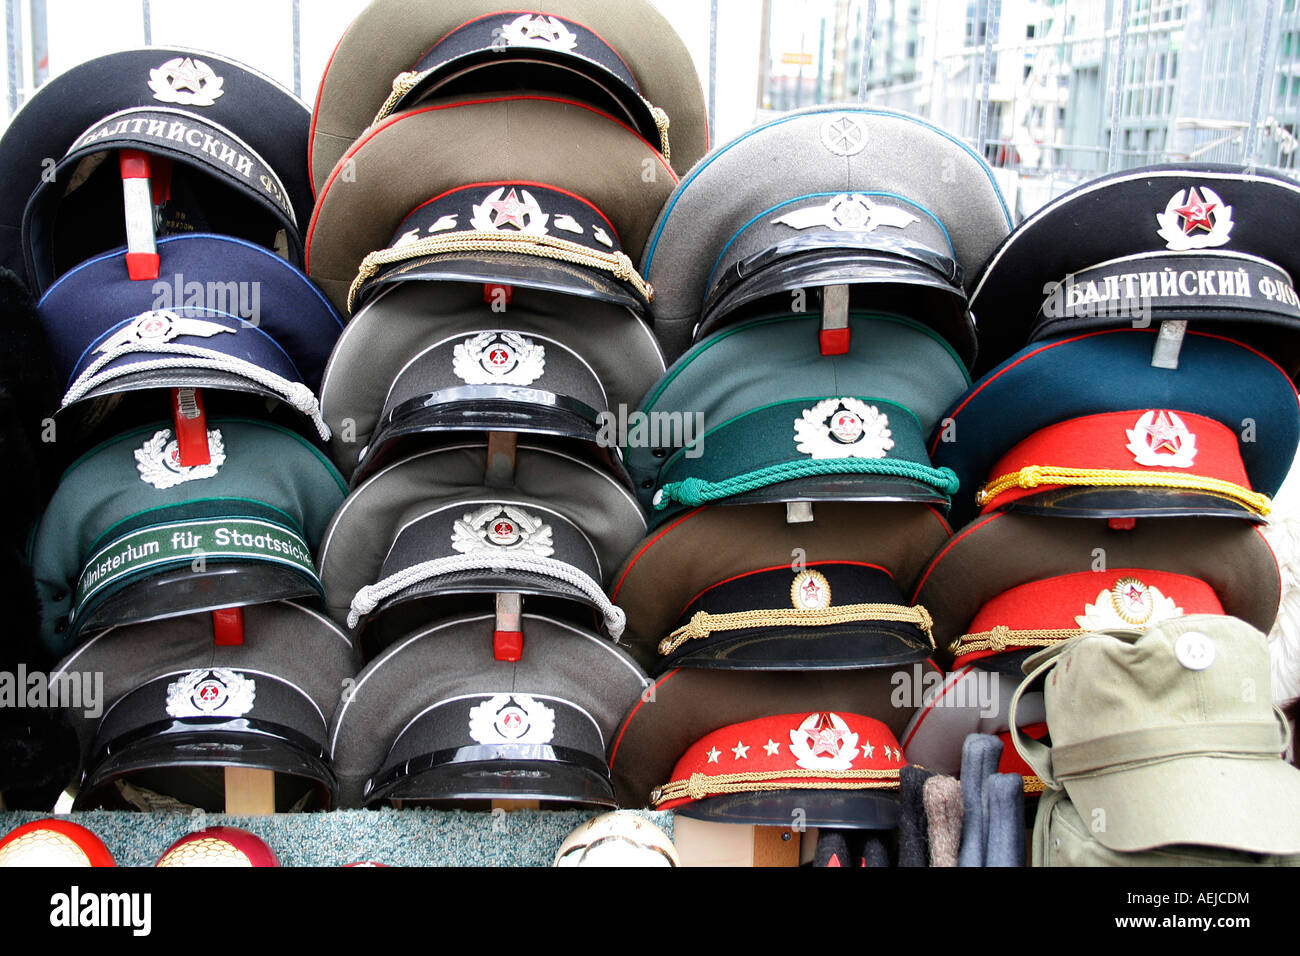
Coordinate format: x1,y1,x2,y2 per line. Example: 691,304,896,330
975,464,1271,516
347,230,654,313
650,767,901,807
657,602,935,656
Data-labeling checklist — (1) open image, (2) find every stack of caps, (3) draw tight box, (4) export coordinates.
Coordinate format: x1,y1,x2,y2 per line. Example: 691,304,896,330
902,166,1300,800
7,50,356,810
307,0,706,809
609,105,1014,838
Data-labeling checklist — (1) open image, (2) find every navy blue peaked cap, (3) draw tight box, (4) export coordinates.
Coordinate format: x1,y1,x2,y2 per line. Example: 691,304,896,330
39,233,342,435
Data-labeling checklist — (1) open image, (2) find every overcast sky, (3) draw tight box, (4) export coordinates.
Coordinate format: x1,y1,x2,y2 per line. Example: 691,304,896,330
16,0,765,141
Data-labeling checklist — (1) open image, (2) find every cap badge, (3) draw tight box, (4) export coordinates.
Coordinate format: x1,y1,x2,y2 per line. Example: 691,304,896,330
499,13,579,51
553,214,583,234
1076,577,1182,630
452,331,546,386
773,193,919,232
819,114,868,156
1125,410,1198,467
471,187,550,234
149,56,225,107
468,694,557,744
134,428,226,489
452,504,555,558
790,712,860,770
96,310,235,353
791,570,832,610
1174,630,1216,671
393,215,458,247
1156,186,1233,251
165,668,255,719
794,397,894,459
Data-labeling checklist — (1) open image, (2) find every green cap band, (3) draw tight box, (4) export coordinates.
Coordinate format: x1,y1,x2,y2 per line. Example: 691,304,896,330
73,516,319,620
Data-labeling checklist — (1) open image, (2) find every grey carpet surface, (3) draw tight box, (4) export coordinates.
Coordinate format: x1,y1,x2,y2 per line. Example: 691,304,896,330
0,808,674,867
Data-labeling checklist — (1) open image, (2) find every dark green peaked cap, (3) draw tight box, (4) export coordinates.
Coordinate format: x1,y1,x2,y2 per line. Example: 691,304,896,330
32,418,346,655
626,312,970,523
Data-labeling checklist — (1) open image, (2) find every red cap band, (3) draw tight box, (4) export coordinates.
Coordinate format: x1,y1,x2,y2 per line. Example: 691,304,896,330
980,409,1248,513
955,568,1224,669
656,711,903,810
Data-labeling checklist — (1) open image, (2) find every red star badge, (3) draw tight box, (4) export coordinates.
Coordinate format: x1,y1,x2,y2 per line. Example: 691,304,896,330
168,57,208,93
1173,188,1216,234
489,189,529,229
1144,411,1182,455
806,713,845,758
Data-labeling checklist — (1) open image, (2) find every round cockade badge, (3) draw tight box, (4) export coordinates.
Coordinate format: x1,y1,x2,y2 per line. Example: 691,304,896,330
1173,630,1216,671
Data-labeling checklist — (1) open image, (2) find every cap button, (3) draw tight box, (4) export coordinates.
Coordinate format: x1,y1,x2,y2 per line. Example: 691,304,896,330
1174,630,1215,671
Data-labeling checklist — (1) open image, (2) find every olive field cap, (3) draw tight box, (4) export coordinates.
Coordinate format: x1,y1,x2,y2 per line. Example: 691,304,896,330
1012,614,1300,855
308,0,707,187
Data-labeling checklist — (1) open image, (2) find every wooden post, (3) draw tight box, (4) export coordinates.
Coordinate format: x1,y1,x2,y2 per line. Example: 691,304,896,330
485,431,518,488
673,816,802,867
751,825,802,867
491,800,540,812
224,767,275,815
